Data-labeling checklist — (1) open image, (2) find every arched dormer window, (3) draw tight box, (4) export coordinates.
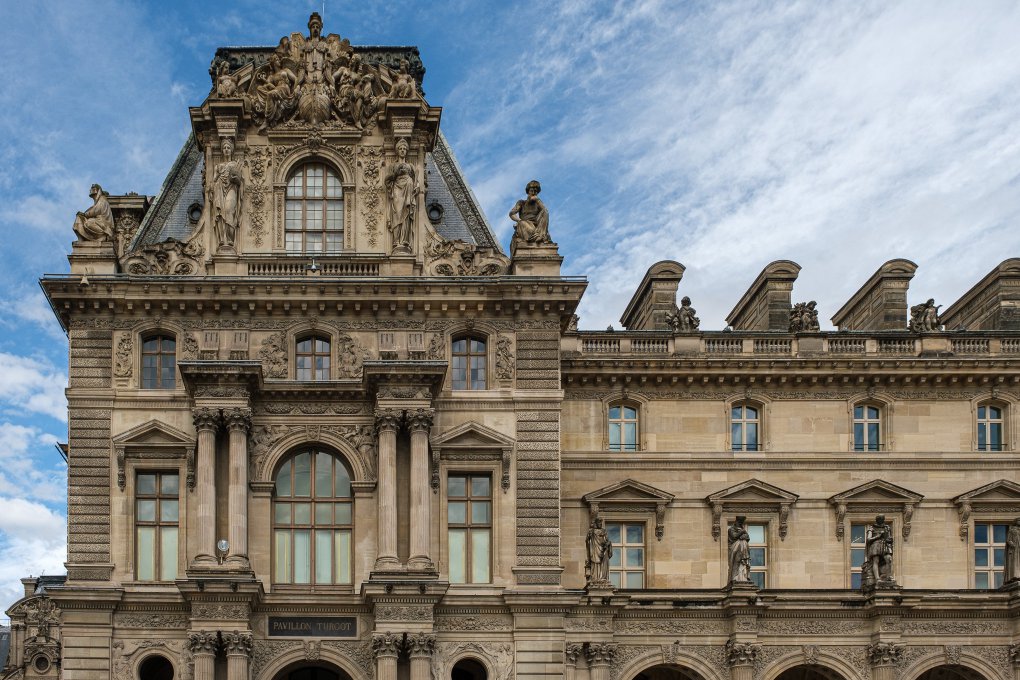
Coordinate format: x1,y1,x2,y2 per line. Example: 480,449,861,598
451,336,487,390
730,402,761,451
977,401,1005,451
286,162,343,254
141,334,176,389
852,402,883,451
296,335,331,381
273,449,353,585
607,402,639,451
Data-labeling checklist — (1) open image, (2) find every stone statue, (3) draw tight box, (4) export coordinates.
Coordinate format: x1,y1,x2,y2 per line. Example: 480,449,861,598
667,296,700,333
509,180,551,251
211,138,244,250
391,59,416,98
863,514,894,588
727,516,752,584
72,184,115,242
385,138,419,253
908,298,941,333
1005,518,1020,585
214,60,238,98
294,12,333,126
255,53,297,128
789,301,820,332
585,514,613,587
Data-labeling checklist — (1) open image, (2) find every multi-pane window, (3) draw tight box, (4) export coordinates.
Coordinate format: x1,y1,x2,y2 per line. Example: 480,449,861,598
141,335,176,389
136,471,179,581
977,404,1004,451
853,404,882,451
607,522,645,588
273,450,353,585
974,522,1007,589
731,404,760,451
447,474,491,584
746,522,767,588
608,404,639,451
850,523,867,588
286,163,344,253
296,336,330,381
451,337,486,390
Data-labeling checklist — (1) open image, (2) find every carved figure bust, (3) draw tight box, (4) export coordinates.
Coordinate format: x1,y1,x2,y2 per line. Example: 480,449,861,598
667,296,701,333
585,514,613,587
1005,517,1020,585
863,514,895,588
509,180,551,252
727,515,752,584
908,298,941,333
72,184,115,243
385,138,419,254
211,138,244,250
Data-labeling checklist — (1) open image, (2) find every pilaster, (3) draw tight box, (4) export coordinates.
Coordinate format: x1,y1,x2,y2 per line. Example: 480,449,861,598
223,630,253,680
188,631,218,680
584,643,617,680
407,408,435,572
225,407,252,568
191,407,220,565
372,632,402,680
406,633,436,680
374,408,402,572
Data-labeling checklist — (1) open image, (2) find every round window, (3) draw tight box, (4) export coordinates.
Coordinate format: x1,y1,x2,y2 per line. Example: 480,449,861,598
139,654,175,680
426,202,444,223
33,656,50,673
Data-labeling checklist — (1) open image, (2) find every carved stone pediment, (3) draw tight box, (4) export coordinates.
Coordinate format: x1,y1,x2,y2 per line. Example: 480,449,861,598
829,480,923,541
954,479,1020,540
111,420,196,491
707,479,799,541
122,237,205,276
430,421,515,493
425,230,509,277
583,479,674,540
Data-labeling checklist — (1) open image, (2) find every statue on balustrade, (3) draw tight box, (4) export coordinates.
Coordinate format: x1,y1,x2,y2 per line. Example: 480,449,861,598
728,515,752,585
908,298,941,333
585,514,613,588
789,301,820,332
509,180,551,252
1005,517,1020,586
73,184,115,243
863,514,895,588
667,296,701,333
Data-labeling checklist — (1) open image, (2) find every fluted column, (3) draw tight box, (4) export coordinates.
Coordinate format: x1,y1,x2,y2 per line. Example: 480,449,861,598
225,407,252,566
374,409,402,571
192,408,220,564
406,633,435,680
188,631,218,680
223,631,252,680
868,642,903,680
565,643,584,680
407,408,435,571
372,633,402,680
585,643,617,680
725,640,760,680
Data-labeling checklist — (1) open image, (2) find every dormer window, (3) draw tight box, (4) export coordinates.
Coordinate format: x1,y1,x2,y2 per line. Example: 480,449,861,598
286,162,343,254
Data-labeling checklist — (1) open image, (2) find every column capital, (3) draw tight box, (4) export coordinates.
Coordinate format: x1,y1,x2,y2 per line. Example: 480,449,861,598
187,630,218,656
1009,643,1020,667
867,642,903,666
585,643,618,668
375,408,403,433
371,632,402,659
192,407,221,432
405,632,436,659
725,640,761,667
222,630,252,657
407,407,435,432
565,643,585,667
224,407,252,433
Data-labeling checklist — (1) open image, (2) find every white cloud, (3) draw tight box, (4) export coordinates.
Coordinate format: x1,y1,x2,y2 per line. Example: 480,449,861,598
0,352,68,423
0,497,66,608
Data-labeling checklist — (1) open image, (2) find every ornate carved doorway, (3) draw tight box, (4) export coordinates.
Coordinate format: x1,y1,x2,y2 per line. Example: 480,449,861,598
633,665,705,680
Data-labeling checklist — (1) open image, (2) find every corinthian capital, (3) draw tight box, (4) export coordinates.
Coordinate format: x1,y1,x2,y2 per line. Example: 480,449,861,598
725,640,761,667
222,630,252,657
187,630,218,655
405,632,436,658
371,632,402,659
224,407,252,433
585,643,618,667
867,642,903,666
406,407,434,432
374,408,403,433
192,407,221,432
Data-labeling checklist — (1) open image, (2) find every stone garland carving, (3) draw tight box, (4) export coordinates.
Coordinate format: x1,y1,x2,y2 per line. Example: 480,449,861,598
425,231,509,276
14,597,61,641
495,335,515,379
192,603,248,620
789,301,821,332
245,146,270,247
564,388,1020,402
750,646,788,680
909,298,942,333
252,640,301,680
122,237,205,275
902,619,1009,635
114,335,133,377
1010,643,1020,666
303,640,321,662
944,645,963,666
321,641,374,677
374,605,431,622
866,642,903,665
259,402,368,416
564,618,613,632
434,615,513,632
610,645,659,680
73,183,115,242
666,296,701,333
802,645,820,665
114,211,141,260
115,613,188,629
758,619,866,635
258,332,287,378
249,423,376,482
662,641,682,665
358,146,383,247
433,642,513,680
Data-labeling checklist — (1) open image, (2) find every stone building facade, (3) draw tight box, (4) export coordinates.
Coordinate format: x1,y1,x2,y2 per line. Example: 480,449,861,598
5,14,1020,680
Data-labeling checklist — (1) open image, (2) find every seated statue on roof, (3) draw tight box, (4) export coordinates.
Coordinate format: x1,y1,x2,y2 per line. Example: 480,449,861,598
509,180,551,252
73,184,115,243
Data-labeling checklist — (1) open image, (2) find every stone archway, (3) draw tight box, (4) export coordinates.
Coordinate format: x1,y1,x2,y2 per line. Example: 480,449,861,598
773,665,848,680
272,663,353,680
914,666,989,680
452,657,488,680
633,664,706,680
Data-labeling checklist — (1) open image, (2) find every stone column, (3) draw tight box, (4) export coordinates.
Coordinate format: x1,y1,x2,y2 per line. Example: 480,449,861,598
188,631,218,680
225,407,252,566
223,631,252,680
585,643,617,680
1009,643,1020,680
565,643,584,680
725,640,760,680
192,408,220,564
868,642,903,680
372,633,402,680
374,409,402,571
406,633,436,680
407,408,435,571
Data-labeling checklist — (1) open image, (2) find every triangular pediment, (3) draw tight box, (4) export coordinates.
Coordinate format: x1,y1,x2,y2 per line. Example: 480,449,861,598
707,479,798,505
112,419,194,448
954,479,1020,504
431,421,515,450
583,479,674,505
830,479,923,505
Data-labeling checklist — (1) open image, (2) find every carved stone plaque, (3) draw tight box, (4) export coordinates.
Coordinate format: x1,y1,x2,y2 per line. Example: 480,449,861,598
268,616,357,638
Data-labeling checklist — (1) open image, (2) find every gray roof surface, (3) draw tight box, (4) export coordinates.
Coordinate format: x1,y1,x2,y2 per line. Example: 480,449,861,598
131,134,203,249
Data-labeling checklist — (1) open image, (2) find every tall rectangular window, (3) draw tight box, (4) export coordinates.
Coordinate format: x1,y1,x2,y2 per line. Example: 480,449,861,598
451,338,487,390
607,522,645,588
608,404,638,451
731,405,760,451
977,404,1004,451
850,523,867,588
974,522,1007,589
136,471,179,581
853,404,882,451
747,522,767,588
141,335,176,389
448,474,491,584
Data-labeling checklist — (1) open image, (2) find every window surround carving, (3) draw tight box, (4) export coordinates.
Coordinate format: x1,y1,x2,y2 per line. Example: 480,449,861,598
601,391,647,451
111,420,196,492
582,478,674,541
723,393,770,452
706,478,798,542
970,392,1014,452
953,479,1020,541
121,321,189,391
249,425,376,494
846,391,894,452
828,479,923,542
430,420,515,494
272,147,355,253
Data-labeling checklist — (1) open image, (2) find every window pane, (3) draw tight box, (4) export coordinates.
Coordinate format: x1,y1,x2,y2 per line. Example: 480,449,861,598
995,571,1004,588
315,530,332,583
137,499,156,522
994,524,1008,543
748,524,766,543
315,452,332,497
851,548,865,568
294,531,311,583
335,464,351,497
851,573,862,589
623,422,636,448
315,503,332,524
746,423,758,450
137,474,156,495
609,406,621,419
452,339,466,353
275,530,291,582
471,339,485,353
990,423,1003,449
471,476,491,497
609,423,621,449
276,461,292,497
975,549,989,567
294,453,311,496
750,572,765,589
749,548,766,567
606,524,621,543
625,572,644,589
975,523,989,543
448,501,466,524
448,476,466,497
160,474,179,495
854,422,864,450
626,547,644,567
731,423,742,450
854,405,864,419
868,406,880,419
978,426,987,450
449,529,466,583
975,572,989,589
293,503,311,524
990,406,1002,418
275,503,290,525
850,524,867,543
336,530,351,584
609,548,621,567
160,527,178,581
137,527,155,581
609,572,621,588
994,548,1005,567
732,407,742,419
471,501,491,524
160,499,179,522
335,502,352,525
626,524,644,543
472,529,490,583
868,423,880,449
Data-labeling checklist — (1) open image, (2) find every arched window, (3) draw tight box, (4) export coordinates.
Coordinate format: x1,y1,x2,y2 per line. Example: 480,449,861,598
273,450,353,585
608,403,639,451
296,335,331,381
286,162,344,253
141,334,176,389
138,655,175,680
853,403,882,451
451,336,486,390
977,402,1005,451
730,403,760,451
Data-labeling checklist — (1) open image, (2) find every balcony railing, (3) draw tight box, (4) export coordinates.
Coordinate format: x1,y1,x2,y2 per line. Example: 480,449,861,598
246,255,383,277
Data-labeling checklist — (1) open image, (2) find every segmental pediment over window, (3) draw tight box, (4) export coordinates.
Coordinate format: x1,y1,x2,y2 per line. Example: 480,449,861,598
706,479,798,541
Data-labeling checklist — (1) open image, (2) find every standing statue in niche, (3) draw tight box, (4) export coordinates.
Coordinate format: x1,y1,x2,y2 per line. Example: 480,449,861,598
908,298,941,333
1004,518,1020,585
667,296,701,333
789,301,820,332
728,515,752,585
385,138,419,253
73,183,116,242
585,514,613,587
212,138,244,250
863,514,895,588
508,180,551,252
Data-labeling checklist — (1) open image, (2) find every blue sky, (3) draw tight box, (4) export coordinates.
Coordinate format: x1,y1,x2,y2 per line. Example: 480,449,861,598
2,0,1020,607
